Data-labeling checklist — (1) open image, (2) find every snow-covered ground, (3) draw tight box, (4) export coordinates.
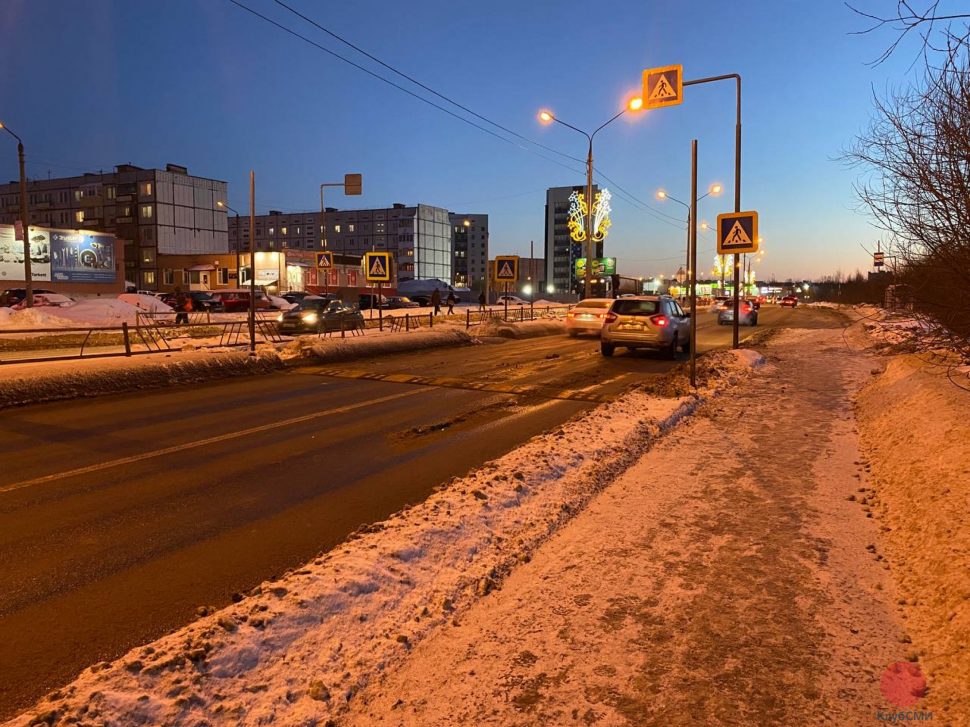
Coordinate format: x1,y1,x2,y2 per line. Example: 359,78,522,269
4,350,760,727
0,298,147,329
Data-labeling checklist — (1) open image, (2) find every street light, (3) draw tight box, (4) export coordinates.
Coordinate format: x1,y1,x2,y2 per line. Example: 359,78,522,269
0,121,32,307
656,183,722,295
216,201,241,288
537,96,644,299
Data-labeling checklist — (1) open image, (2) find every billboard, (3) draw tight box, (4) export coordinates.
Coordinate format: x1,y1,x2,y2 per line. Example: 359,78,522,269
50,230,116,282
0,225,51,282
574,257,617,278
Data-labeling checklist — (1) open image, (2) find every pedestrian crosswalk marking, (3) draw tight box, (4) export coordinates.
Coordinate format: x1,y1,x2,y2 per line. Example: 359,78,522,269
725,220,752,246
649,74,676,101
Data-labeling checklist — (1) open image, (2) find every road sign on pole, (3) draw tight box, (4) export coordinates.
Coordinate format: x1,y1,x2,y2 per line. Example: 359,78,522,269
642,65,683,109
364,251,391,282
493,255,519,283
344,173,362,196
316,251,334,269
717,211,759,254
874,252,885,267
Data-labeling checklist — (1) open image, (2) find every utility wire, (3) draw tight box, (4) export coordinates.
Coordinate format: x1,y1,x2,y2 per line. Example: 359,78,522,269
272,0,585,166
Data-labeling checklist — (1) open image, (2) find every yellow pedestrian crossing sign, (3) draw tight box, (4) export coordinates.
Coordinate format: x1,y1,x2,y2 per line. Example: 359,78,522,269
642,64,683,109
493,255,519,283
717,211,759,254
364,251,392,282
316,251,334,269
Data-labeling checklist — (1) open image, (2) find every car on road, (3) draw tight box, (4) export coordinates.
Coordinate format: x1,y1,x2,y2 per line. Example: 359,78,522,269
710,296,730,312
780,295,799,308
718,299,759,326
496,294,527,306
386,296,420,309
276,297,365,334
745,297,762,310
564,298,613,337
282,291,313,305
359,293,389,310
0,288,57,307
600,295,691,358
159,290,225,312
209,289,274,313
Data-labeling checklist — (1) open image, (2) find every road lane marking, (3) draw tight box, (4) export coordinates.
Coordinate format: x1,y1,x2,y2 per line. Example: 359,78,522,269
0,389,426,495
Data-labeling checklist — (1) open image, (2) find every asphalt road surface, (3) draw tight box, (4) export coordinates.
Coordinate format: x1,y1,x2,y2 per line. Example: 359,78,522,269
0,304,841,717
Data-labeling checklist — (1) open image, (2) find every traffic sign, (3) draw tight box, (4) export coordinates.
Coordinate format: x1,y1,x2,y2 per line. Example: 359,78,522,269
494,255,519,282
316,251,334,269
874,252,885,267
364,251,391,282
642,64,683,109
344,173,362,196
717,211,759,254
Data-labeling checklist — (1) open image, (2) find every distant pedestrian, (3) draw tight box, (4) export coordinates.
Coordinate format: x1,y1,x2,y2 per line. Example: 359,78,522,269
174,287,192,325
431,288,441,316
478,291,486,312
446,291,456,315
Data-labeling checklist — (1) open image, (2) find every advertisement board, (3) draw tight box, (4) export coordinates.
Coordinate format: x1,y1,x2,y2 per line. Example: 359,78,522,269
574,257,617,277
50,230,116,282
0,225,52,282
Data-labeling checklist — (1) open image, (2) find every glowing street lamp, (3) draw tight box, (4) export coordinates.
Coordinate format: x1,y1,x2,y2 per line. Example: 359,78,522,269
537,96,644,298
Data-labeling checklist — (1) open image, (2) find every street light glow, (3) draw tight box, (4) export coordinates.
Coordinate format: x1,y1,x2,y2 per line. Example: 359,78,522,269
538,110,554,124
710,183,723,196
628,97,644,111
656,189,667,200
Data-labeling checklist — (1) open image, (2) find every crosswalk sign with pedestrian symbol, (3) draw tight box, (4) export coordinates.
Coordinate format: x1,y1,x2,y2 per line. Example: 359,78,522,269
316,251,333,269
717,211,760,254
642,64,683,109
364,251,392,282
493,255,519,283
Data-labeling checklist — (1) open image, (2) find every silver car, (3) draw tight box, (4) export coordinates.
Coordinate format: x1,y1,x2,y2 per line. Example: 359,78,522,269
565,298,613,337
717,299,759,326
601,295,692,358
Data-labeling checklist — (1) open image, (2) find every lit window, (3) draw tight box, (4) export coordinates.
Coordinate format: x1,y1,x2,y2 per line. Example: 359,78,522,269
142,271,156,286
74,210,84,223
106,186,116,200
73,190,83,201
281,227,287,236
348,224,355,232
334,224,341,233
268,227,275,235
140,204,153,219
140,181,153,196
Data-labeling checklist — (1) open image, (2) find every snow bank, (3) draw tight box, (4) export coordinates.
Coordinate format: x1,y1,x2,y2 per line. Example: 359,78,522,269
855,355,970,722
297,328,471,363
5,360,763,726
118,293,173,314
469,316,565,339
0,299,144,329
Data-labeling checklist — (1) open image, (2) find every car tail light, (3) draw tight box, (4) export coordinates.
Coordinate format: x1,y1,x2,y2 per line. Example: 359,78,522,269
605,312,618,323
566,311,575,318
596,313,605,318
650,315,668,327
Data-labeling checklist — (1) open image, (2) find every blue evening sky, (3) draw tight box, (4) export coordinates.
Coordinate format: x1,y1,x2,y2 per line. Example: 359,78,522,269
0,0,922,279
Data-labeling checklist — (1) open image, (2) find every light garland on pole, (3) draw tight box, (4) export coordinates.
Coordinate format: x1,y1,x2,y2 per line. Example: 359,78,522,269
567,189,613,243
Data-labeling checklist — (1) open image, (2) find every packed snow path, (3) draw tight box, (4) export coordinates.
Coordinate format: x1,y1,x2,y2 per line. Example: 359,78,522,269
348,328,905,725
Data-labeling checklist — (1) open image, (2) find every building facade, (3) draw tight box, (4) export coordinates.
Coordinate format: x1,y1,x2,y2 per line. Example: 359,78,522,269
449,213,488,290
544,185,600,294
231,203,487,284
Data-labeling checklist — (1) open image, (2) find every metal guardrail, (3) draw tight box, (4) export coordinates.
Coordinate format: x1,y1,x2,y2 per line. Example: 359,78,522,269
464,305,573,328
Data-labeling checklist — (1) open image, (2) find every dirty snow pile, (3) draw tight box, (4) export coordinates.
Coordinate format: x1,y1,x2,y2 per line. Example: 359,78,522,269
856,351,970,723
0,299,147,329
4,351,769,727
296,327,472,363
470,316,565,339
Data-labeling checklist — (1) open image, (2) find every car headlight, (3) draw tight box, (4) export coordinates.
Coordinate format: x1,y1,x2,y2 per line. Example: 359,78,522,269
301,312,318,324
276,313,284,322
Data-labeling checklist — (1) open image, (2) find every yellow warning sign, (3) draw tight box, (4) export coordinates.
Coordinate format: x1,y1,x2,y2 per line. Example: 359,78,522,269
493,255,519,282
364,251,392,282
717,211,759,254
642,64,683,109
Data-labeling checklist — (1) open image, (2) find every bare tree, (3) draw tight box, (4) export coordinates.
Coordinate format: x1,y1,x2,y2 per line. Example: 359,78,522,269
848,1,970,64
846,30,970,348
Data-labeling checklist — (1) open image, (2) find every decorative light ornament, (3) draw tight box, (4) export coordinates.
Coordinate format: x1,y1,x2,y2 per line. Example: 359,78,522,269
567,189,612,243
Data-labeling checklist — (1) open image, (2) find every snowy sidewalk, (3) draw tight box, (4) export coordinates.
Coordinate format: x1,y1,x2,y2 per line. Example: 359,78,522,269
347,328,906,725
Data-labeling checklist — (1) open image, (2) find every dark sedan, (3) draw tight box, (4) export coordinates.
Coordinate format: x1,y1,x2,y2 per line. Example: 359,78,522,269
276,297,364,334
159,290,225,312
386,296,420,309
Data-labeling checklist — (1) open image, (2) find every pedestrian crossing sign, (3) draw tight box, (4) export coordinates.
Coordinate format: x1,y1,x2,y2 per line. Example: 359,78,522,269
316,251,333,269
717,211,759,254
364,251,392,282
642,64,683,109
493,255,519,283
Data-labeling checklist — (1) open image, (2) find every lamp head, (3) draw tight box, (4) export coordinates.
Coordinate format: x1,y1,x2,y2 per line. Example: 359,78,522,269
538,110,554,124
656,190,667,201
627,97,644,112
709,183,723,196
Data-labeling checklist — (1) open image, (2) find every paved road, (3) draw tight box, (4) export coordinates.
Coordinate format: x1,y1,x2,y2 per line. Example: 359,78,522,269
0,305,839,717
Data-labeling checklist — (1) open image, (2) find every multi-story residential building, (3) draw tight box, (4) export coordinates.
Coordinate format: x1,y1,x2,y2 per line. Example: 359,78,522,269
0,163,227,290
231,203,487,284
544,184,600,294
449,213,488,290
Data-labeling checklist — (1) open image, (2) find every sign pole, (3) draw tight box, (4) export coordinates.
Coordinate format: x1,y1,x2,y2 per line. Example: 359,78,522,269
690,140,698,388
504,282,509,320
249,170,256,354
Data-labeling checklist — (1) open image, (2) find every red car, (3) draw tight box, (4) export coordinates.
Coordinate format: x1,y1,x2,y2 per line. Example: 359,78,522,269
780,295,798,308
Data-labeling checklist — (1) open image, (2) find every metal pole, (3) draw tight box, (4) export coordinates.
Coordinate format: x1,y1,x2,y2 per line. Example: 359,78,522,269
17,141,32,307
484,231,490,306
690,140,698,388
584,139,593,300
249,170,256,354
235,212,240,288
530,239,534,317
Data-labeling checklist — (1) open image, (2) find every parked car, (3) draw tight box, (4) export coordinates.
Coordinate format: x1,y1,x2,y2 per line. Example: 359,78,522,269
386,296,420,309
410,294,431,307
780,295,799,308
496,294,527,306
718,299,759,326
159,290,226,312
358,293,389,310
209,289,274,313
600,295,691,358
564,298,613,337
276,297,365,334
281,291,313,305
0,288,57,307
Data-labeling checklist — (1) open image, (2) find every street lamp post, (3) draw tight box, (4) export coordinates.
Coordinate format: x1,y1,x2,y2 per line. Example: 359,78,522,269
216,201,240,286
538,98,642,299
657,183,721,299
0,122,32,307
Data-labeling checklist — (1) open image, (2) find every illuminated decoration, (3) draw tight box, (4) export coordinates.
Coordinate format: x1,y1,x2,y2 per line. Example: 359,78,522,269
567,189,613,243
713,254,726,278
